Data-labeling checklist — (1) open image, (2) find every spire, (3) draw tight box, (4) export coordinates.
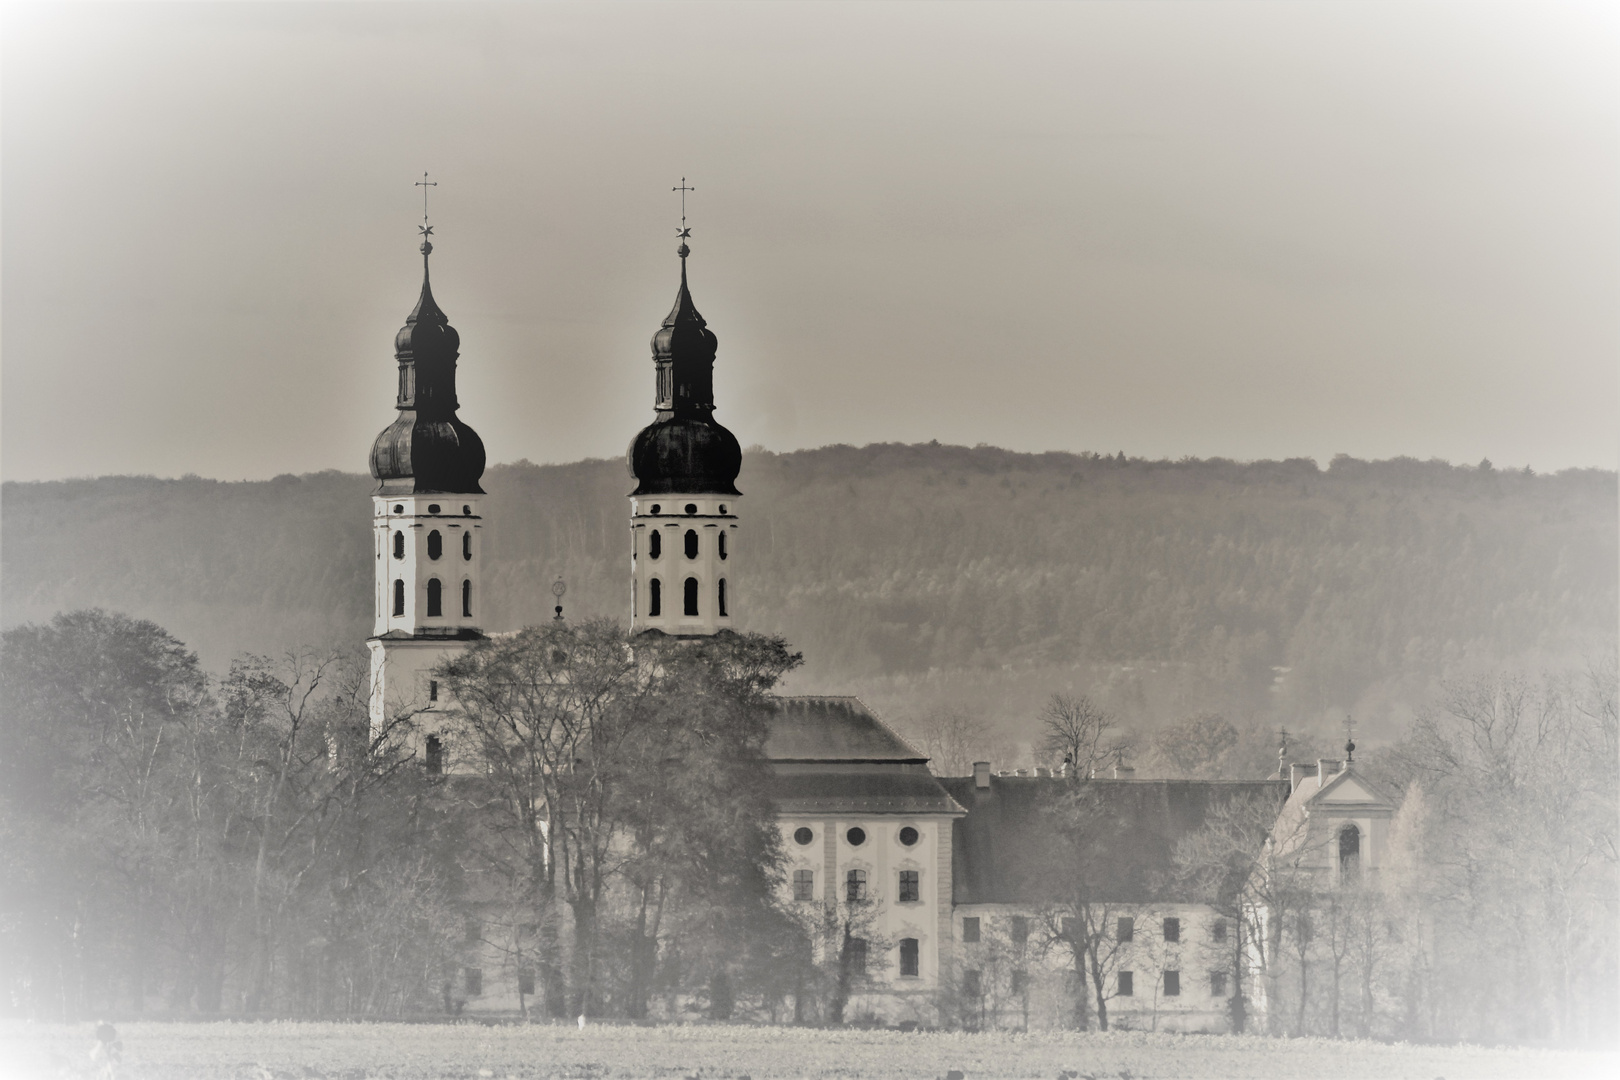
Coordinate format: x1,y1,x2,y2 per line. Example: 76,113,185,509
369,183,485,495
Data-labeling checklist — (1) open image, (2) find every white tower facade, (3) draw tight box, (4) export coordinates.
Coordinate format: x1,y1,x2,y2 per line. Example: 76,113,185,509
626,238,743,637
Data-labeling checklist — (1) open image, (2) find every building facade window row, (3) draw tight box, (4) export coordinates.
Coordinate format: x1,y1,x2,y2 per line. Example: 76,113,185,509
390,577,475,619
644,577,730,618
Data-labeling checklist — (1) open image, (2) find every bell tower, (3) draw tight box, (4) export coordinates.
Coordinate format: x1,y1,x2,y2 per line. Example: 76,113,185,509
626,225,741,637
367,207,487,735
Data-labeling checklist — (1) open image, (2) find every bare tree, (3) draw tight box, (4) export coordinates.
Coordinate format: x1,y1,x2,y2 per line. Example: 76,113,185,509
1036,694,1125,777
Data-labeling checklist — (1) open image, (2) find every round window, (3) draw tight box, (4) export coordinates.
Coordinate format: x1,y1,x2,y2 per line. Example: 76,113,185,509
899,826,919,846
650,504,661,515
846,827,867,846
685,503,698,515
393,504,404,514
463,505,471,516
793,827,814,846
427,504,441,515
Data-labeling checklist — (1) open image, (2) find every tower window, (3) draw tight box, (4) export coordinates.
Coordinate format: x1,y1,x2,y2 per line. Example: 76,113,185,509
684,529,699,559
427,530,443,560
1339,824,1361,884
899,938,919,977
793,869,815,901
461,533,471,560
718,532,727,560
684,503,697,515
718,504,727,514
649,530,662,559
899,870,919,902
393,579,405,617
648,579,661,617
683,577,699,616
427,504,441,515
425,734,443,775
429,680,438,702
462,579,472,617
463,505,471,516
427,578,442,617
717,579,727,617
393,531,405,559
393,504,404,514
846,869,867,902
650,504,661,515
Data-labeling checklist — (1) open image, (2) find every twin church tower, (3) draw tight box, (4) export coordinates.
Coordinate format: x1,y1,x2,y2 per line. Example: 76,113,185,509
366,206,742,727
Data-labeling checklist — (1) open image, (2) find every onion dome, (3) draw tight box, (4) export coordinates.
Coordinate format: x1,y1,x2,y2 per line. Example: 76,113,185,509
370,235,486,495
627,241,742,496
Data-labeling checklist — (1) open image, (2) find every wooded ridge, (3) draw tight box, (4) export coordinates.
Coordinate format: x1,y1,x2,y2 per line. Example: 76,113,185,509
3,444,1613,744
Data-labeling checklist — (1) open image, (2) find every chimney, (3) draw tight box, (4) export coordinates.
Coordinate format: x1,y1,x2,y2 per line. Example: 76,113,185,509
1113,764,1135,779
1289,762,1317,793
1317,759,1343,788
973,761,991,789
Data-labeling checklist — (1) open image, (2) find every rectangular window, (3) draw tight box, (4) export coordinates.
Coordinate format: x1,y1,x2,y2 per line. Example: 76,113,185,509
899,937,919,977
1212,918,1227,944
1163,917,1181,943
429,679,439,702
1010,969,1027,995
963,968,982,997
847,936,868,975
1118,970,1134,997
1164,970,1181,996
1210,971,1228,996
424,735,443,776
845,869,867,903
793,869,815,902
1117,916,1134,943
465,968,483,996
518,970,535,996
899,870,920,902
1010,915,1029,946
961,916,980,943
1061,916,1078,941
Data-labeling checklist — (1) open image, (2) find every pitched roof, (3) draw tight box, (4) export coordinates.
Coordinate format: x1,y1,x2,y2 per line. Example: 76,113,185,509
772,771,967,816
764,696,925,763
940,775,1290,905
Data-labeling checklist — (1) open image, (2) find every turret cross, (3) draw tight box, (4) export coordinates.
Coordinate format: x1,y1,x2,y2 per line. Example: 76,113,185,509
416,172,438,232
673,177,695,238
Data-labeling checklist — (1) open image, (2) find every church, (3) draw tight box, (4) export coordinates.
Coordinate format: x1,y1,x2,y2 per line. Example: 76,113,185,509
360,215,1396,1031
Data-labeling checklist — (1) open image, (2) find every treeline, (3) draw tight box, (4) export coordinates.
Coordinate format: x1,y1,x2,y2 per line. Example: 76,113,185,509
0,610,858,1022
3,447,1613,742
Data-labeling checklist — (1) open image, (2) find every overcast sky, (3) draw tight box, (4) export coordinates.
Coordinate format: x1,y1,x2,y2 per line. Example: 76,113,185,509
2,1,1616,482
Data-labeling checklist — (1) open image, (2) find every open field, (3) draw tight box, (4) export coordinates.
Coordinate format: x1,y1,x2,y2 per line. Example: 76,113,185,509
1,1021,1614,1080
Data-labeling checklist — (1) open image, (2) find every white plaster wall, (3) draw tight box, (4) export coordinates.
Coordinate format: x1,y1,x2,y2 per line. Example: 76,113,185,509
373,495,483,637
366,636,472,753
629,495,738,635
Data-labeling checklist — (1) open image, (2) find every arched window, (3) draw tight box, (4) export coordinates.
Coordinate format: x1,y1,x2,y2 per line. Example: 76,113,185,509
462,579,472,617
393,531,405,559
684,577,699,616
1339,824,1361,885
718,532,728,560
427,578,442,617
649,530,662,559
462,532,472,560
648,578,662,617
427,530,443,560
393,579,405,616
899,938,919,977
684,529,699,559
846,869,867,902
717,579,728,617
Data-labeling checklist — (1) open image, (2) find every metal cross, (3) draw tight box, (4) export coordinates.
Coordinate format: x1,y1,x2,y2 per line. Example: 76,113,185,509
673,177,694,238
416,172,438,228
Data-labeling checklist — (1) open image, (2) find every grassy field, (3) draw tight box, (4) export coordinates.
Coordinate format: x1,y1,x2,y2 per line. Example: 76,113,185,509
1,1020,1614,1080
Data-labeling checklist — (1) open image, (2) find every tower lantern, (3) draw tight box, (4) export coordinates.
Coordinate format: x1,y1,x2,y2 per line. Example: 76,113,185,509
626,198,741,637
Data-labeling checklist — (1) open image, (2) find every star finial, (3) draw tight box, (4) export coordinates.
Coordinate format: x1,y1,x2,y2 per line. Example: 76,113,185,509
672,178,695,255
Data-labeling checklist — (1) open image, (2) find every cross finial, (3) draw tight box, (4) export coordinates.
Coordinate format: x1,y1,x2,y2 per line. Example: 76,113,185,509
416,172,438,232
672,177,695,252
1343,715,1356,763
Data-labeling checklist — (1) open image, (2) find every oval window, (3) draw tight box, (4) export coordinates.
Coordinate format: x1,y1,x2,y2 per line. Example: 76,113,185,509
393,504,404,514
462,533,472,560
427,504,441,515
650,504,661,515
899,826,919,846
684,530,699,559
649,530,662,559
793,827,814,846
846,827,867,847
719,504,727,514
685,503,698,515
463,505,471,516
427,531,443,560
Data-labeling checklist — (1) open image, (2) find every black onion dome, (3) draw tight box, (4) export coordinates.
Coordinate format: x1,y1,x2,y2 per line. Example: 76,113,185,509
370,239,486,495
628,244,741,497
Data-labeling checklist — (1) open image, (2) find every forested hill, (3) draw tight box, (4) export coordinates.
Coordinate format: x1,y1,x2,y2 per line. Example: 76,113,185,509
3,446,1614,742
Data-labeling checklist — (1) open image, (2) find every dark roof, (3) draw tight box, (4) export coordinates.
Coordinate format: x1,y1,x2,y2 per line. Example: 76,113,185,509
765,696,926,762
940,776,1290,905
773,772,966,816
